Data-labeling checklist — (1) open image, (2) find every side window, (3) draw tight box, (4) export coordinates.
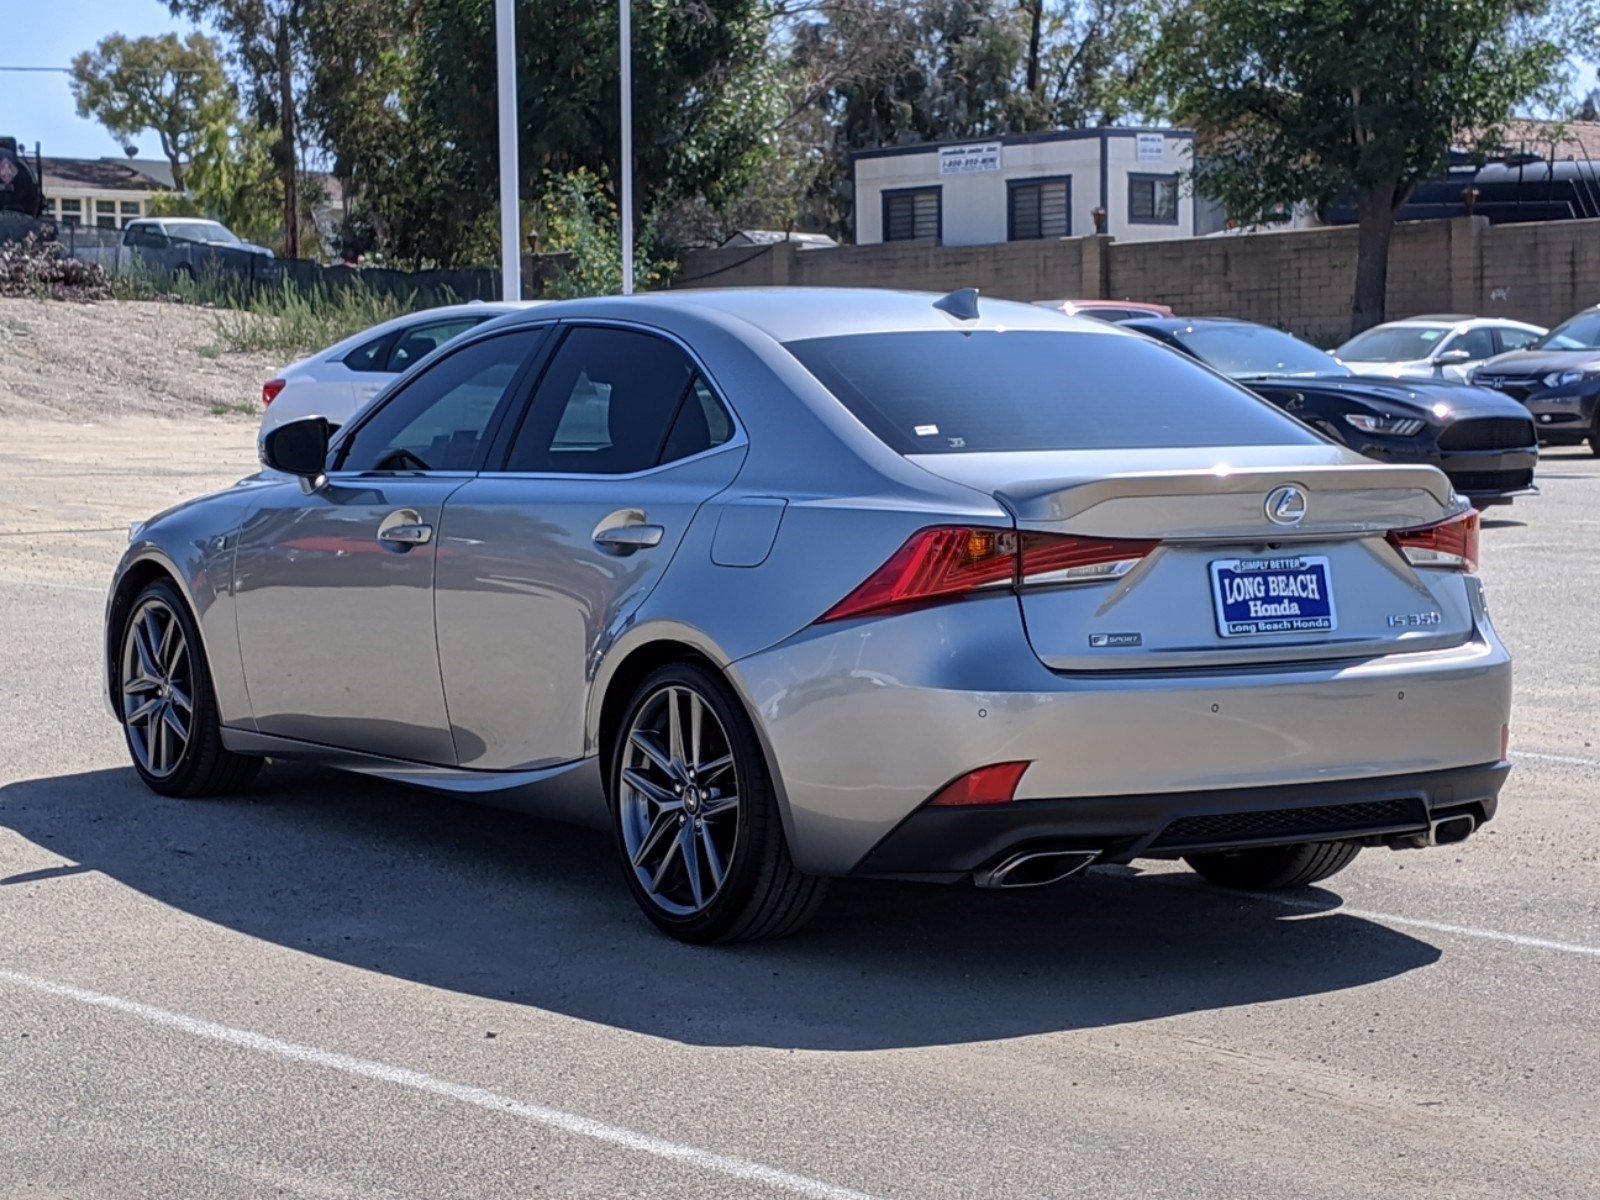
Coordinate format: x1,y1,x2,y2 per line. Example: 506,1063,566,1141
1497,327,1540,352
343,332,394,373
1451,329,1496,360
337,332,536,473
661,377,734,463
505,327,730,474
386,318,484,373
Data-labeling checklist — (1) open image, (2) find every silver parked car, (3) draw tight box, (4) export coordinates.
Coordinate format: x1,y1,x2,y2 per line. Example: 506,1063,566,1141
105,289,1512,942
1336,315,1544,382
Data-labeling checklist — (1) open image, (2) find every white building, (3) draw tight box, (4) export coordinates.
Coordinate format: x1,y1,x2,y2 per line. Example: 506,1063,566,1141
852,128,1196,247
39,157,173,230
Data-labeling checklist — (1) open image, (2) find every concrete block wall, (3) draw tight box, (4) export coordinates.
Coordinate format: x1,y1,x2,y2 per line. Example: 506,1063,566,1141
1471,219,1600,329
672,216,1600,341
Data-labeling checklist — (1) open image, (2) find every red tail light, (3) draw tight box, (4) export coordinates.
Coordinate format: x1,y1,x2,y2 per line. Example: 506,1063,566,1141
262,379,286,406
1386,509,1479,572
818,526,1159,623
927,761,1032,807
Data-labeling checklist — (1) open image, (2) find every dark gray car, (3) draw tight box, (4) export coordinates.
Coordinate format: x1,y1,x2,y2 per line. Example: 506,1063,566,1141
122,218,276,283
1473,305,1600,454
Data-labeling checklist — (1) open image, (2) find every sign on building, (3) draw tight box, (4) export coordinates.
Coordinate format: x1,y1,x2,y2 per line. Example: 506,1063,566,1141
939,142,1002,175
1136,133,1165,163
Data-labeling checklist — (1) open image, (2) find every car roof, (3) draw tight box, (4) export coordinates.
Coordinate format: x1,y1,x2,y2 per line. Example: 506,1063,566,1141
1033,298,1173,313
476,287,1115,344
1358,316,1543,332
292,300,542,367
1117,316,1256,334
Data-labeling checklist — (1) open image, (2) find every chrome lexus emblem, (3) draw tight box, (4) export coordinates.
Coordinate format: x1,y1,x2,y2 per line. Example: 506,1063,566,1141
1265,485,1308,526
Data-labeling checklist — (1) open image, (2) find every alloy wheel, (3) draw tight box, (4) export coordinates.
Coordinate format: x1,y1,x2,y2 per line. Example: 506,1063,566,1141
619,684,741,916
120,597,193,779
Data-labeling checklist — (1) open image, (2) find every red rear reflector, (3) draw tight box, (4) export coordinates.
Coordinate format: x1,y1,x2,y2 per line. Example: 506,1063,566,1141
262,379,286,406
817,527,1159,623
927,761,1032,807
1387,509,1479,572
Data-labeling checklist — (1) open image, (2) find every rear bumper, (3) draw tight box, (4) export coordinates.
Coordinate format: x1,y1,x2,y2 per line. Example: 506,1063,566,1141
853,762,1506,880
731,589,1513,877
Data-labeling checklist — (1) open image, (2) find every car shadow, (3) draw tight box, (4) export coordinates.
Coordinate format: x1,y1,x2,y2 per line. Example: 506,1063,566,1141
0,766,1442,1052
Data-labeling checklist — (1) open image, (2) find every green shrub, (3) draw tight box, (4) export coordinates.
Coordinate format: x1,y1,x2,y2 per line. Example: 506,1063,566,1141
207,283,448,358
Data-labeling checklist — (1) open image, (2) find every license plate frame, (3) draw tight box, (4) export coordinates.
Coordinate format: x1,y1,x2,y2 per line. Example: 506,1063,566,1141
1209,555,1337,639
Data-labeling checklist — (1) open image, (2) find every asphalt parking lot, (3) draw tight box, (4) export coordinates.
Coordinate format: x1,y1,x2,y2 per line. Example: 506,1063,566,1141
1,417,1596,1199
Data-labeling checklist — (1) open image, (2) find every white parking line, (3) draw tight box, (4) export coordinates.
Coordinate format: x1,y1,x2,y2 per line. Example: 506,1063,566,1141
1263,896,1600,959
0,968,877,1200
1518,751,1600,768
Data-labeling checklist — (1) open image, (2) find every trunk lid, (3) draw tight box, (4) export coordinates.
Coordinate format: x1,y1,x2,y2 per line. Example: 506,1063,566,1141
909,446,1477,671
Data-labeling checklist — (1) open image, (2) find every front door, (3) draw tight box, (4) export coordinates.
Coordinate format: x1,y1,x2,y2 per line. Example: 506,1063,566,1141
233,328,544,763
435,324,745,770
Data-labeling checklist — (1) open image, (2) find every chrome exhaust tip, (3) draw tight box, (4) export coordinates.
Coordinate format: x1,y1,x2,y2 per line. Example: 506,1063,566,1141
975,849,1100,890
1428,813,1477,847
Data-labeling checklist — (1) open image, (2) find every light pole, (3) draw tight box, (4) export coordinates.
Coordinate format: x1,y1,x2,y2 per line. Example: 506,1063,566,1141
495,0,521,301
619,0,634,295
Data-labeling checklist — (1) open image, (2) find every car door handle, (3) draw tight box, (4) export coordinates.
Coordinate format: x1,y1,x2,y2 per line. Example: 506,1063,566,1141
594,524,665,553
378,523,433,546
377,509,434,550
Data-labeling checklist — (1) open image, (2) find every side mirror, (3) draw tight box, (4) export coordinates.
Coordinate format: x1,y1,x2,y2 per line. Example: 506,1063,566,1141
262,417,331,493
1435,348,1472,366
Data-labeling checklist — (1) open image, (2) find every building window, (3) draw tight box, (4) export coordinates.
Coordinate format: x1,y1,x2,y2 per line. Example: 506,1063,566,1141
58,198,81,227
95,199,117,229
1008,176,1071,240
1129,174,1180,225
882,187,941,242
120,200,142,223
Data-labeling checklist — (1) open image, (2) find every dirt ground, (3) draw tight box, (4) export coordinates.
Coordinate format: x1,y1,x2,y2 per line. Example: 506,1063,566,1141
0,296,279,420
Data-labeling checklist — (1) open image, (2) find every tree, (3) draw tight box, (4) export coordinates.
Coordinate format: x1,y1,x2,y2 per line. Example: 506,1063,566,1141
1146,0,1566,334
166,0,305,257
401,0,782,265
69,32,234,192
777,0,1157,237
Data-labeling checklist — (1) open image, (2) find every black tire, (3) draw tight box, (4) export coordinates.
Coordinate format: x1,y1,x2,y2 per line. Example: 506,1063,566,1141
608,661,826,944
1587,413,1600,457
1184,841,1360,891
115,578,261,798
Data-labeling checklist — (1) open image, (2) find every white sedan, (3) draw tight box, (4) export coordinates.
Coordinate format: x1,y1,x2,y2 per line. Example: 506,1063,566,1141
1336,315,1544,382
260,302,539,435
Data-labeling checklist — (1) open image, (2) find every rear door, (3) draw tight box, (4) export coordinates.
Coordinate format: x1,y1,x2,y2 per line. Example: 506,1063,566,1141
434,324,745,770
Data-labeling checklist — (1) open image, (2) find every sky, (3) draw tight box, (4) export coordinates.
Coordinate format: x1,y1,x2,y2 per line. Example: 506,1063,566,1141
0,0,209,159
4,0,1599,162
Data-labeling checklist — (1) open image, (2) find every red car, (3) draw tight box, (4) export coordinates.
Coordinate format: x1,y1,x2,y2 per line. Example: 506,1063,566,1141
1035,299,1175,323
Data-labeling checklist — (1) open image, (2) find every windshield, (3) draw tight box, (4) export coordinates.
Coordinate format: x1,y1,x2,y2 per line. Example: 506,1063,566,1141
163,220,240,245
1171,324,1349,380
784,330,1319,454
1532,310,1600,351
1337,326,1449,362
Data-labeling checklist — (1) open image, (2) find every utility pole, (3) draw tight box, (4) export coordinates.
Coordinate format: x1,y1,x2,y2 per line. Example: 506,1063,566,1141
619,0,633,295
495,0,521,301
276,15,299,260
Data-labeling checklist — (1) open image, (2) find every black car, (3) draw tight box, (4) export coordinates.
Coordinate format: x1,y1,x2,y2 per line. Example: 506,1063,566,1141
1122,317,1539,506
1472,305,1600,456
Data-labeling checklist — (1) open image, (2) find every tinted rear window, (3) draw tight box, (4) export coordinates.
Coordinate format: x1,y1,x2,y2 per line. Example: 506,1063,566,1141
785,330,1318,454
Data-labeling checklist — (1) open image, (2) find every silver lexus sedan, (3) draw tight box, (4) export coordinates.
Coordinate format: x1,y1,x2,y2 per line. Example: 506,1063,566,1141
105,289,1512,942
